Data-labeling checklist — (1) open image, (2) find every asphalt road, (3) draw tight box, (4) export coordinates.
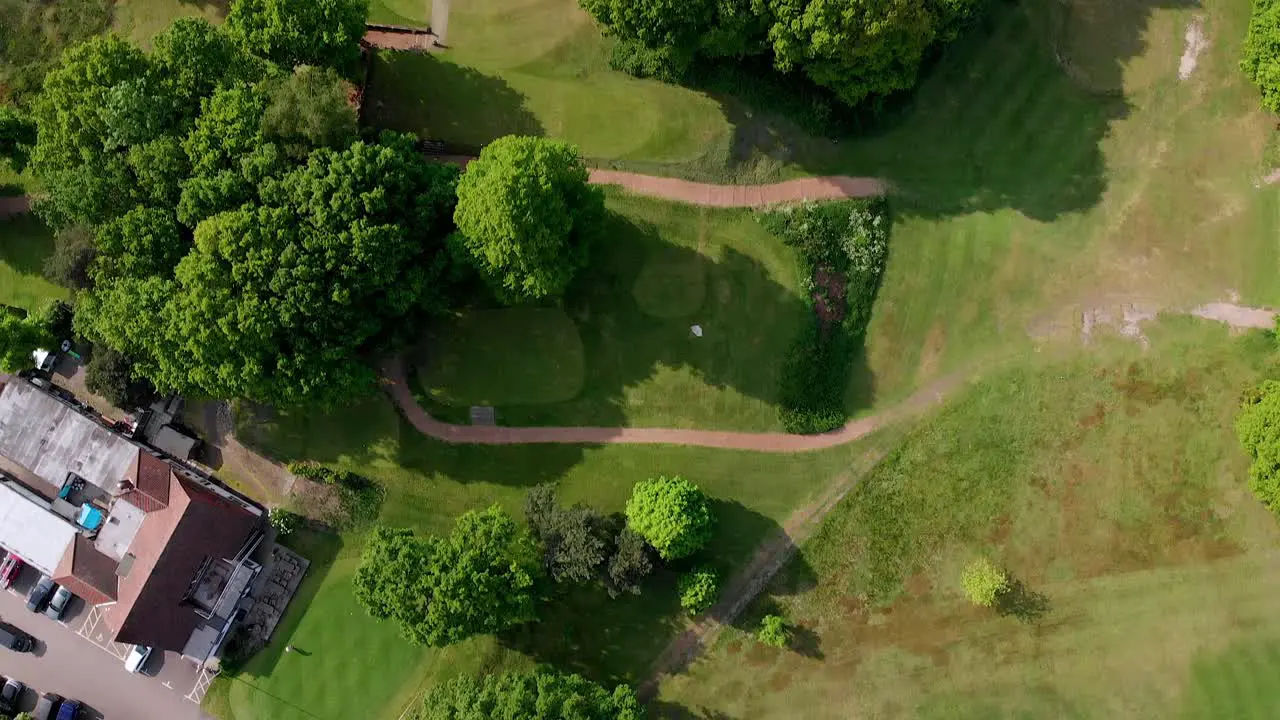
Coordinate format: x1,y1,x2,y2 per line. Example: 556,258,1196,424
0,568,214,719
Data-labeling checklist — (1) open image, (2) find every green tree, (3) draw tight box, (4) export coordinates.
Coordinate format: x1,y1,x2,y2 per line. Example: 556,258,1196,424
353,507,542,647
262,65,358,156
182,83,269,178
961,557,1008,607
128,136,190,208
524,483,614,583
625,475,714,560
92,206,188,282
151,17,262,118
227,0,369,70
453,136,604,303
43,225,97,291
757,614,790,648
1237,379,1280,509
1244,0,1280,112
0,313,53,373
677,567,719,614
421,671,643,720
84,345,154,409
606,527,653,597
0,104,35,171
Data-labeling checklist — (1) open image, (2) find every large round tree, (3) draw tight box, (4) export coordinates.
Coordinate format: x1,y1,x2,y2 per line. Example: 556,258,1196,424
625,475,714,560
452,135,604,304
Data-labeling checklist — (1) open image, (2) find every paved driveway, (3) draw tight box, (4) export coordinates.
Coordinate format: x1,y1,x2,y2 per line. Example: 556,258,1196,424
0,568,215,719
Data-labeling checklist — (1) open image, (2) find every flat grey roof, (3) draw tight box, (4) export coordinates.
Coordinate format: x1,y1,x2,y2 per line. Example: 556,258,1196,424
0,481,77,576
95,499,144,562
0,381,138,492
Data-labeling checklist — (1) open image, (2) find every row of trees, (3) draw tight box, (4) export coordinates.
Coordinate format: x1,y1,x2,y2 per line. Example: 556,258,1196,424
353,476,718,648
2,0,606,407
580,0,988,106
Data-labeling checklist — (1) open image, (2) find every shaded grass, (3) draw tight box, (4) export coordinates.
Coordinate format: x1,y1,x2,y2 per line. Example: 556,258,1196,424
416,192,809,431
656,317,1280,719
0,214,67,311
369,0,429,26
109,0,224,46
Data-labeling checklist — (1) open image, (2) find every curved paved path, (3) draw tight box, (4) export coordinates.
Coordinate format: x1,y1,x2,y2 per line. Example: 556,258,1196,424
588,170,887,207
382,357,958,453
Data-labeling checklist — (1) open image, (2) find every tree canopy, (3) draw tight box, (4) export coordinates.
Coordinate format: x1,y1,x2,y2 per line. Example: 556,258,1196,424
420,670,643,720
353,507,543,647
0,104,35,171
261,65,359,156
1237,379,1280,509
452,136,604,303
1243,0,1280,112
227,0,369,71
625,475,714,560
581,0,986,106
524,483,655,595
0,312,52,374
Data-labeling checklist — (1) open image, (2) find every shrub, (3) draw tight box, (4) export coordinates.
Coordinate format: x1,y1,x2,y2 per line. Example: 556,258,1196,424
1243,0,1280,112
34,299,74,340
43,225,97,290
268,507,300,537
287,460,329,480
84,345,154,409
677,567,719,614
625,475,714,560
961,558,1008,607
757,614,790,647
1237,379,1280,509
608,39,691,83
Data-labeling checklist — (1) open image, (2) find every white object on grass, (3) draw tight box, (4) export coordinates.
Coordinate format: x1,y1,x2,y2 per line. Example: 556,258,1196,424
690,325,703,337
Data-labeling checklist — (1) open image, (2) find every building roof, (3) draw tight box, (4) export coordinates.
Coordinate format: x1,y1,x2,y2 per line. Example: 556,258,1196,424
120,452,171,513
0,382,138,491
152,425,198,461
0,481,78,576
105,473,261,652
53,535,119,606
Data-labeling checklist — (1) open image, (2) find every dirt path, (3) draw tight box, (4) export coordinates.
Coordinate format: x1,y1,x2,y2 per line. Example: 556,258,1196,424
382,356,959,453
588,170,886,207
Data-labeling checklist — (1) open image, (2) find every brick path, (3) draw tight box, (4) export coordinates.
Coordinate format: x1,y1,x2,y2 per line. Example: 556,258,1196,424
588,170,887,207
362,29,439,52
381,357,958,453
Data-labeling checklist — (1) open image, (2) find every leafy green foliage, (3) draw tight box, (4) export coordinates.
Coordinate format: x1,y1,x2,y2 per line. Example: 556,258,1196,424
961,557,1008,607
353,507,543,647
91,206,187,282
1243,0,1280,112
0,312,52,373
43,226,96,291
268,507,301,537
0,0,112,103
151,17,263,117
0,105,35,171
227,0,370,71
419,670,643,720
606,527,653,598
761,199,891,434
1237,380,1280,509
453,136,604,303
625,475,714,560
524,483,614,583
84,345,154,409
677,567,719,614
34,300,74,341
262,65,359,156
757,614,790,647
182,83,269,177
580,0,984,107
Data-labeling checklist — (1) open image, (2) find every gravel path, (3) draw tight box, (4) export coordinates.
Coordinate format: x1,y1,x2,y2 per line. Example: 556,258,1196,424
588,170,886,207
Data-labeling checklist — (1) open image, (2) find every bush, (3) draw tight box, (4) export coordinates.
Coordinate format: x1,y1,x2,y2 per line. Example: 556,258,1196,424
757,614,790,648
268,507,300,537
84,345,154,409
1237,379,1280,509
1243,0,1280,112
677,567,719,614
43,225,97,290
608,39,692,83
625,475,714,560
34,299,73,340
961,558,1008,607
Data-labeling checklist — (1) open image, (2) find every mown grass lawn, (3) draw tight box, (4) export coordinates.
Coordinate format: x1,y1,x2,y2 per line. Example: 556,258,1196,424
415,191,809,431
0,214,66,312
656,318,1280,719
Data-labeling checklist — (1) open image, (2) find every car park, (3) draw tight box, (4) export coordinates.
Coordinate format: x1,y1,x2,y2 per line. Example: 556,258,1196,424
25,575,54,613
44,586,72,621
0,623,33,652
32,692,59,720
0,677,23,714
55,698,80,720
0,553,23,589
124,644,152,674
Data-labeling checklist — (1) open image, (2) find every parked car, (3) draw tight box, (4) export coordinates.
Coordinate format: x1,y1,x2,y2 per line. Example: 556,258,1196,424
0,553,23,589
0,624,33,653
32,691,60,720
44,586,72,621
124,644,152,674
0,677,24,714
55,698,80,720
25,574,54,613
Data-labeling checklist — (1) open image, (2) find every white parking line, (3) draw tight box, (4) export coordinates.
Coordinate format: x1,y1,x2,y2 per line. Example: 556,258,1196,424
184,666,218,704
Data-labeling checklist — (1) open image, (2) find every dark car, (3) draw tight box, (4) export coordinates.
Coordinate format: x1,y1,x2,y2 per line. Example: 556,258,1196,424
32,692,60,720
0,677,24,714
55,698,80,720
0,624,33,653
26,574,54,613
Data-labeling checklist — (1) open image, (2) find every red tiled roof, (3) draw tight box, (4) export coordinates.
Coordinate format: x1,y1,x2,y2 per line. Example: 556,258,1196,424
53,535,118,606
104,473,260,652
120,451,171,513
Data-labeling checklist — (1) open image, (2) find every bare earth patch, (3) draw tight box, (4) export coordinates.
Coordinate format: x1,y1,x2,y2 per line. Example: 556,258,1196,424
1178,15,1207,81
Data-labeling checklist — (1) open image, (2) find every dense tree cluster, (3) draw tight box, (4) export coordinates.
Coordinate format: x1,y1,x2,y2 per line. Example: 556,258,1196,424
524,483,654,597
421,670,643,720
84,345,154,409
581,0,987,106
1237,379,1280,509
0,311,52,374
1243,0,1280,112
353,507,542,647
625,475,714,560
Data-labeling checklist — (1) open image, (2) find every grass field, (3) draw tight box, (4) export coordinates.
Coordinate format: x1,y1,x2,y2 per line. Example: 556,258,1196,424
657,319,1280,719
109,0,223,46
415,192,809,431
0,214,66,312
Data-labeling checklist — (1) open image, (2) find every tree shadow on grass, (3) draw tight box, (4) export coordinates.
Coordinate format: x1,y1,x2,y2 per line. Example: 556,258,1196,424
362,51,544,147
0,213,54,275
